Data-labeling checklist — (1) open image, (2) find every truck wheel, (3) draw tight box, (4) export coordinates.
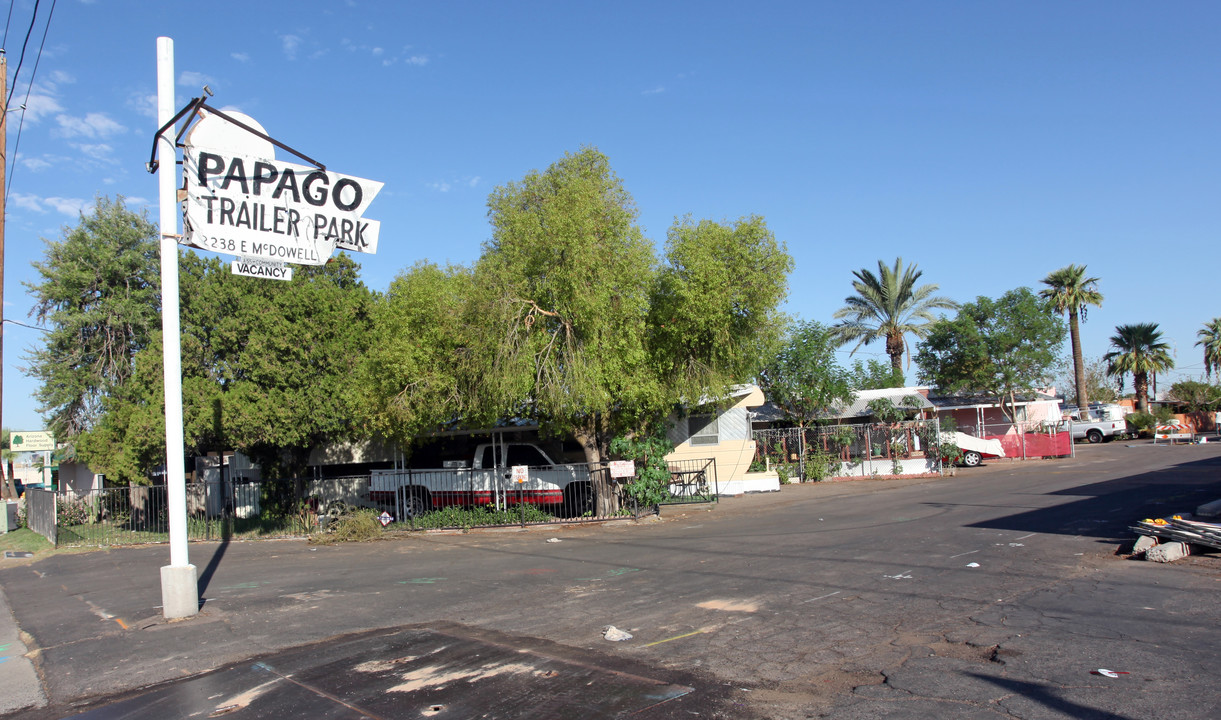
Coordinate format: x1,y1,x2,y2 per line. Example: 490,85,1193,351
1086,429,1103,444
961,451,982,467
398,487,430,517
562,482,594,518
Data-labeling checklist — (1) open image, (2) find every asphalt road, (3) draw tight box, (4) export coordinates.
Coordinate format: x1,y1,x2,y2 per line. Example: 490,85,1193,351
3,440,1221,719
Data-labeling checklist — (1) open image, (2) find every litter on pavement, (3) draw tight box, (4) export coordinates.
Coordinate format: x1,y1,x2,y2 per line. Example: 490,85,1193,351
603,626,633,642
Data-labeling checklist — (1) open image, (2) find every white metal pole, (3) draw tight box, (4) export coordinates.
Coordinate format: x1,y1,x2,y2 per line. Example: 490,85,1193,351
157,36,198,618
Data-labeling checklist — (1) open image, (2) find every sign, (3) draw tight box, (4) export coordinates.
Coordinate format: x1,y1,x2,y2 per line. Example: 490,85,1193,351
231,258,292,281
11,431,55,453
378,511,393,527
511,465,529,484
608,460,636,478
181,146,383,266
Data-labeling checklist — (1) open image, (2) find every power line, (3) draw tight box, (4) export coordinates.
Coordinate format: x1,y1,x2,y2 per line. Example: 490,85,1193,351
2,0,15,49
3,318,47,332
6,0,55,200
5,0,39,107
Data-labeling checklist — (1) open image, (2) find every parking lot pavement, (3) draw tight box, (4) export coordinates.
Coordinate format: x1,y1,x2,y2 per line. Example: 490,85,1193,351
3,440,1221,719
0,584,46,715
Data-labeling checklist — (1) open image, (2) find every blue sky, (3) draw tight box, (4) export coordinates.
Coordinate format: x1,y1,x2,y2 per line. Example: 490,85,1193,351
3,1,1219,431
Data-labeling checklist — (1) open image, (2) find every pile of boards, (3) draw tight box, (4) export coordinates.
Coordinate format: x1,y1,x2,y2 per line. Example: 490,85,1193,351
1131,515,1221,553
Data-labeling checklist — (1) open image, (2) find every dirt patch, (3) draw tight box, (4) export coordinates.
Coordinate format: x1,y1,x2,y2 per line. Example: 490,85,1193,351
696,599,759,612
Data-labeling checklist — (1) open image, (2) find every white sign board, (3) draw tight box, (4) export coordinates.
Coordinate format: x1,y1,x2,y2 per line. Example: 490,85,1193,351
11,431,55,452
608,460,636,478
231,258,293,281
511,465,529,484
378,511,393,527
182,147,382,266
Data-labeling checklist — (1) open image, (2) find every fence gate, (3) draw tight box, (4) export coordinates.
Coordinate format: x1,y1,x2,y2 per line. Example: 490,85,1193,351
26,488,56,545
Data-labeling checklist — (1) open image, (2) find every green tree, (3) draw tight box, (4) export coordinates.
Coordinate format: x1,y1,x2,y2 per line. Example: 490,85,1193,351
360,148,792,514
477,147,660,500
1104,322,1174,412
1196,317,1221,382
24,197,160,438
649,215,793,402
1040,264,1103,418
832,257,957,375
914,288,1066,420
848,358,906,390
79,253,375,484
355,261,483,445
757,320,854,427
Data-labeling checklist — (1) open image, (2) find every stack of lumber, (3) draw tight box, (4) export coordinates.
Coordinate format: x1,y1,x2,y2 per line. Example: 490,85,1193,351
1131,515,1221,551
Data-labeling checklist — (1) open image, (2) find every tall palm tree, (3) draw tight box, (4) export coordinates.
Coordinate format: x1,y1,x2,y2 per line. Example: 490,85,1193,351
1040,264,1103,418
832,258,958,375
1196,317,1221,382
1104,323,1174,412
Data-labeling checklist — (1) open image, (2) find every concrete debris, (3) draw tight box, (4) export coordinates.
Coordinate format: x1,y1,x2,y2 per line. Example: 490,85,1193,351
1146,541,1190,563
1131,514,1221,559
1132,535,1158,554
603,626,633,642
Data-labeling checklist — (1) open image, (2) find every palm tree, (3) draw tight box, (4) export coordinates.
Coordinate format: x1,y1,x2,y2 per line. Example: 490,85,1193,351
1196,317,1221,382
832,257,958,375
1104,323,1174,412
1040,265,1103,418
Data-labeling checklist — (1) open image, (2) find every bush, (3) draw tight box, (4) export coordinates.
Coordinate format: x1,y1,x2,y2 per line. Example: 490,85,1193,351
402,504,554,530
309,509,382,544
56,497,91,526
609,432,676,509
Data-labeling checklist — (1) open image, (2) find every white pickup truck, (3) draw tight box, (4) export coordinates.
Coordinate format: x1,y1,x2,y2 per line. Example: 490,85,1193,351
1060,404,1129,443
369,442,594,518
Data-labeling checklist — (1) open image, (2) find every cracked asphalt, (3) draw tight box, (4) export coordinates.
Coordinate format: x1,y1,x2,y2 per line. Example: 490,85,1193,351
2,440,1221,718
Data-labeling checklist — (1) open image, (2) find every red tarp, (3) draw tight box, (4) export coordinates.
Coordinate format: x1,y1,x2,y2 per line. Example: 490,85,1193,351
985,432,1072,458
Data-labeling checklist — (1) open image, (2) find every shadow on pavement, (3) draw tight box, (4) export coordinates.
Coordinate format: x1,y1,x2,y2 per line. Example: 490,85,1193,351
962,454,1221,540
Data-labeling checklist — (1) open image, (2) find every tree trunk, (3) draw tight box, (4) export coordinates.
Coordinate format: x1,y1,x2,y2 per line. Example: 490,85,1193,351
574,414,619,516
1134,371,1149,412
1069,311,1090,419
0,461,16,500
886,331,905,376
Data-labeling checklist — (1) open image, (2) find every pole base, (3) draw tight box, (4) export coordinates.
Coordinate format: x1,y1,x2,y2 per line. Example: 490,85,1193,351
160,564,199,619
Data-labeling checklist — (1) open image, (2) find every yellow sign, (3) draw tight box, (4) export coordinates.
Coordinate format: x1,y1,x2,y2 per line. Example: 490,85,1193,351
11,431,55,452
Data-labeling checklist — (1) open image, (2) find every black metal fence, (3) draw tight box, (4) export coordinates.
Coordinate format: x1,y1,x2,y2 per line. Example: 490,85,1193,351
27,459,718,547
754,420,944,481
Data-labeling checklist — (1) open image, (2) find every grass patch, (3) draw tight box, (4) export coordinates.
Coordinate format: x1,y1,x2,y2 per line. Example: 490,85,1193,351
0,528,54,555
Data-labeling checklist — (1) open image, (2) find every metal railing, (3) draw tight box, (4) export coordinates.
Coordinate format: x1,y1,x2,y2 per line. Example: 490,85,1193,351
30,459,720,547
754,420,943,480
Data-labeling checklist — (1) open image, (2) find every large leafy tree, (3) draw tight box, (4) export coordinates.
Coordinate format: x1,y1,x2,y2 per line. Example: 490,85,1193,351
832,257,957,375
758,320,854,428
355,261,484,444
360,147,792,514
1196,317,1221,382
914,287,1066,420
1104,322,1174,412
24,197,160,438
477,147,661,492
1040,264,1103,418
79,253,375,484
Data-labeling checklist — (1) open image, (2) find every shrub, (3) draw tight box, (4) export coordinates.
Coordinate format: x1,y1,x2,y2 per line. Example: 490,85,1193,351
56,497,91,526
309,509,382,544
609,432,676,509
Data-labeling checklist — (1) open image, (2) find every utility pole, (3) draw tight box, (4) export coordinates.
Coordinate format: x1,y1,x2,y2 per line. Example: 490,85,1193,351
0,51,15,503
